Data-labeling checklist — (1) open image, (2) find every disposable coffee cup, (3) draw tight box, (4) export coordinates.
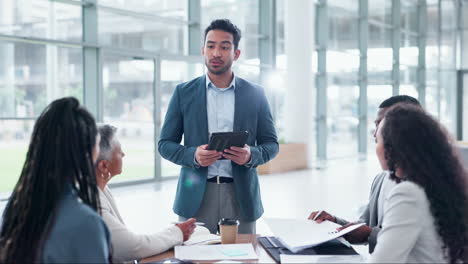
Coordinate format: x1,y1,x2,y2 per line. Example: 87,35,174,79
218,218,239,244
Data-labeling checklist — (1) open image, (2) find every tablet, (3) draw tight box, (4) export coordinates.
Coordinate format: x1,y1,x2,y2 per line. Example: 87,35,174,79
207,131,249,153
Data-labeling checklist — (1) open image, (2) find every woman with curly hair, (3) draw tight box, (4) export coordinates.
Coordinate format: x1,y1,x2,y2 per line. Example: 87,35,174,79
370,104,467,263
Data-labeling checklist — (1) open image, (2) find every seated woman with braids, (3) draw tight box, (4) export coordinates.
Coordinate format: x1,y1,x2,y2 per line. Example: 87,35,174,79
0,97,111,263
369,104,467,263
95,124,196,263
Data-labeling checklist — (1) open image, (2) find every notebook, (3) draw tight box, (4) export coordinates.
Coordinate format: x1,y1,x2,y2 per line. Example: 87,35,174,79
183,226,221,246
264,218,365,253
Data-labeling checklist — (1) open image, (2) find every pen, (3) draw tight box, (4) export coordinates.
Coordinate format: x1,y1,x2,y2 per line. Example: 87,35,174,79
171,221,205,226
312,210,323,221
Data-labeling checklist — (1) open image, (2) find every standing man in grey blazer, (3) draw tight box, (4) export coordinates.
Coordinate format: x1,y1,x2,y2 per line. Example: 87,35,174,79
158,19,279,234
308,95,421,253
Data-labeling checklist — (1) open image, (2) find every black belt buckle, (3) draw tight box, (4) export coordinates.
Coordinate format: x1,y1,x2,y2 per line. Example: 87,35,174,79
207,176,233,184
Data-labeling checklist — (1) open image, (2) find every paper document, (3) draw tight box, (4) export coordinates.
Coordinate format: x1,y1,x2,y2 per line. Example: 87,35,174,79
175,243,258,261
184,226,221,245
280,254,365,263
264,217,365,253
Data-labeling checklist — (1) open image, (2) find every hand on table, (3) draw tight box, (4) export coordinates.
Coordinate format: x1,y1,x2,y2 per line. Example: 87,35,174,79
176,218,197,241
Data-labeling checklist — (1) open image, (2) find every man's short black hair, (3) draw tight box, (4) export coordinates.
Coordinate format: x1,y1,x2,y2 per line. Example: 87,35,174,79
204,19,242,50
379,95,421,108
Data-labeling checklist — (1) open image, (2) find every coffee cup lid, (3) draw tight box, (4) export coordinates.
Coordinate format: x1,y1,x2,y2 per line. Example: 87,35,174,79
218,218,239,226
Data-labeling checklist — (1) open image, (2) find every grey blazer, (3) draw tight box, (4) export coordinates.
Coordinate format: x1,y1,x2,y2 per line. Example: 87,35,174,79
41,185,111,263
335,171,387,253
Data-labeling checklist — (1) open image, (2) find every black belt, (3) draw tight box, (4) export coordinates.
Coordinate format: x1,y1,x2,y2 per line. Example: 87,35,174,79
207,176,233,184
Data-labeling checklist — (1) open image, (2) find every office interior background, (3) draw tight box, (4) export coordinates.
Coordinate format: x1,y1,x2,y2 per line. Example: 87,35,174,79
1,0,468,227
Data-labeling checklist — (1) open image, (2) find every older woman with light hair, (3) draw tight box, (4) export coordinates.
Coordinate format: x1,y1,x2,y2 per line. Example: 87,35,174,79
95,124,196,263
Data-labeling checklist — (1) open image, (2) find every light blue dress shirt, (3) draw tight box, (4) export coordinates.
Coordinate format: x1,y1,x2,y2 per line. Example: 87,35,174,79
206,73,236,179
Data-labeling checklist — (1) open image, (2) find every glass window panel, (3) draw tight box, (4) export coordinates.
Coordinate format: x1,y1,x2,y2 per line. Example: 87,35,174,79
368,52,392,81
102,54,155,182
426,68,439,118
368,24,392,48
328,84,359,157
0,0,82,42
439,70,457,134
0,120,34,195
368,25,392,81
400,65,418,85
440,31,456,68
368,74,392,86
240,37,259,62
97,0,187,20
462,30,468,69
328,6,358,51
276,0,285,56
263,70,287,141
401,1,418,33
328,82,359,117
462,2,468,28
201,0,259,61
426,34,439,47
232,63,261,84
369,0,392,25
160,60,204,178
426,38,439,68
401,34,418,52
328,0,358,13
328,116,359,158
425,68,438,87
0,41,83,118
367,85,392,152
400,36,418,86
328,51,359,77
427,4,439,37
400,83,418,98
426,88,439,117
98,9,186,54
441,0,455,30
462,74,468,140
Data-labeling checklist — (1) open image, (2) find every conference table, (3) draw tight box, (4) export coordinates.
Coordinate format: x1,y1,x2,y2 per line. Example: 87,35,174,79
141,234,276,263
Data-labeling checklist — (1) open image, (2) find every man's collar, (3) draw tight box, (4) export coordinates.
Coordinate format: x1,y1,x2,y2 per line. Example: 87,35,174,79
205,73,236,90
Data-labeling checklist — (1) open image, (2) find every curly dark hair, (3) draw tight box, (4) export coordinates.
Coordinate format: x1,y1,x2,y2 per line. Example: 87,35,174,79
381,104,468,263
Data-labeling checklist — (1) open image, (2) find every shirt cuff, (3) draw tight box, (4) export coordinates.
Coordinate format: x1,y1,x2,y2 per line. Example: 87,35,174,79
193,157,200,168
244,155,253,168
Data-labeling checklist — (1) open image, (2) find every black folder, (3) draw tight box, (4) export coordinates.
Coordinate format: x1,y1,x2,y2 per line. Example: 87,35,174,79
258,236,358,263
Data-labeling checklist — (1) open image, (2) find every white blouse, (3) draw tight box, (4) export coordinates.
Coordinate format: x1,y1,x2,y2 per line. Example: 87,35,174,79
369,181,446,263
98,186,183,263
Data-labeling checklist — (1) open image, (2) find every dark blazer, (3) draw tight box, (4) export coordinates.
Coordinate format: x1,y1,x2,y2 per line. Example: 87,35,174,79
335,171,387,253
158,75,279,221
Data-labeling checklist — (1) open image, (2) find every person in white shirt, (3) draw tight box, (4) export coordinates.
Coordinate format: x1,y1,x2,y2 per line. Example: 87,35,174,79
94,124,197,263
369,104,467,263
308,95,421,253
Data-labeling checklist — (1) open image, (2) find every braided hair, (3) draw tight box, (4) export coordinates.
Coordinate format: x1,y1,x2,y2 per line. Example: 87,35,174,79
0,97,102,263
382,104,468,263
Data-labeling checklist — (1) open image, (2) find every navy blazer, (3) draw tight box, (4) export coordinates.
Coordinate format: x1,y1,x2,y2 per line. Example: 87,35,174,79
158,76,279,221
